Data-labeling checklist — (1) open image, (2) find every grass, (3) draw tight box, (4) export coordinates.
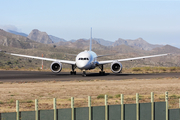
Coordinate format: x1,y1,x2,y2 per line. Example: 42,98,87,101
144,67,152,71
130,66,180,74
108,95,113,99
26,100,33,103
97,94,105,99
169,94,180,99
20,100,34,103
132,67,142,72
9,99,14,103
170,67,176,72
139,95,144,100
115,94,120,98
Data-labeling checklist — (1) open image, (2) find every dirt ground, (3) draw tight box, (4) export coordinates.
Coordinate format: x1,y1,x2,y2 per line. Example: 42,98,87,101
0,77,180,113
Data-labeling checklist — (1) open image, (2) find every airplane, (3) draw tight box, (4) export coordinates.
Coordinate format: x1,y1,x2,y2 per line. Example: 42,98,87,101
3,28,168,76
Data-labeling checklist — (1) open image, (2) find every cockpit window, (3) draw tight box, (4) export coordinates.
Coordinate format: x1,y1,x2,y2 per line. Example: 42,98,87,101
78,58,89,60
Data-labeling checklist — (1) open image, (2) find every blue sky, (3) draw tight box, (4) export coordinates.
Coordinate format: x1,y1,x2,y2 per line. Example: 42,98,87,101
0,0,180,48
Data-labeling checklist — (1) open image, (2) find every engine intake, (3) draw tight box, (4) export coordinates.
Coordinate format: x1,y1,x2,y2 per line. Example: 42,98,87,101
50,61,62,73
111,61,123,73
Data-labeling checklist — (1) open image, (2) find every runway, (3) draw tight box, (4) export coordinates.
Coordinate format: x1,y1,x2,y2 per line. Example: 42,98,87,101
0,70,180,82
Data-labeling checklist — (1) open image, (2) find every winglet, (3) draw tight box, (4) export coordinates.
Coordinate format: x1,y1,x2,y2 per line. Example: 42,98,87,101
89,27,92,51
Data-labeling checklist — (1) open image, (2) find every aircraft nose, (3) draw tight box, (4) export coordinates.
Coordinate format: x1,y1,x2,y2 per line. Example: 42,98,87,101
77,61,88,69
75,51,91,69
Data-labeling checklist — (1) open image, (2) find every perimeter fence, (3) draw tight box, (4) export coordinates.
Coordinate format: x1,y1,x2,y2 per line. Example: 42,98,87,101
0,92,180,120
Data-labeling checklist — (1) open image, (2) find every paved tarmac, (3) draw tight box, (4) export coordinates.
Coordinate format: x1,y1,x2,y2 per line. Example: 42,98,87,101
0,70,180,82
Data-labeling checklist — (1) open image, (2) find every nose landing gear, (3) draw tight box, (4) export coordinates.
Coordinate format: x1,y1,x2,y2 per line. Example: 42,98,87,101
82,70,86,77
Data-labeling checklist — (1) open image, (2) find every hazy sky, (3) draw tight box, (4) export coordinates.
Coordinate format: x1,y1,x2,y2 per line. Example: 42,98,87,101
0,0,180,48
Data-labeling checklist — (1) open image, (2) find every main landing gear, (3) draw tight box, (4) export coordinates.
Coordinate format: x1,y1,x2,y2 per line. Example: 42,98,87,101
70,65,76,75
99,65,105,75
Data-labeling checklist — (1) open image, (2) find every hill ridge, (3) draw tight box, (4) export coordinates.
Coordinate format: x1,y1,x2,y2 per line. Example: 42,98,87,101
27,29,53,44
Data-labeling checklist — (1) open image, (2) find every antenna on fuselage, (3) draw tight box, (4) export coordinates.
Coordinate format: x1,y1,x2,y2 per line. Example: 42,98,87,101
89,27,92,51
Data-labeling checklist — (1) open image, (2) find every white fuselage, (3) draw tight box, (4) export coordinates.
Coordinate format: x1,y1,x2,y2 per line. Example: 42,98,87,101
75,50,98,70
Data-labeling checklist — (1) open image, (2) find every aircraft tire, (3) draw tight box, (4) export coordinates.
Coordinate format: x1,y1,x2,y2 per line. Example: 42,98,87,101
82,71,86,77
99,71,105,75
70,71,76,75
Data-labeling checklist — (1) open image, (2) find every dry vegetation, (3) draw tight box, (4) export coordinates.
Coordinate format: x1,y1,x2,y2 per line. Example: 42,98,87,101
1,66,180,74
0,77,180,113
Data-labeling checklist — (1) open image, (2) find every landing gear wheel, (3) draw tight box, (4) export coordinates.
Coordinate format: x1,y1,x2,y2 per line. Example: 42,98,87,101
70,71,76,75
82,71,86,77
99,71,105,75
99,65,105,75
70,65,77,75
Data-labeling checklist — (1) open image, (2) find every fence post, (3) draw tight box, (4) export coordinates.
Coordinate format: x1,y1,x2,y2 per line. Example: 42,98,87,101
35,99,38,120
105,95,108,120
151,92,154,120
121,94,124,120
16,100,19,120
165,92,168,120
136,93,139,120
88,96,91,120
71,97,74,120
53,98,57,120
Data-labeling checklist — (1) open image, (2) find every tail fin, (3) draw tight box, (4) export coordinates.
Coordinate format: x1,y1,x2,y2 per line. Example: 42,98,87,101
89,27,92,51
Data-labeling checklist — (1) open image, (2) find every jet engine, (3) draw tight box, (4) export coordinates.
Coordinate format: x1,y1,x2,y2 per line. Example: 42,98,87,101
111,61,123,73
50,61,62,73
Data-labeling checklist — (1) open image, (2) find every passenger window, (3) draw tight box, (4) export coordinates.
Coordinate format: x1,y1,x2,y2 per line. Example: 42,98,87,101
78,58,89,60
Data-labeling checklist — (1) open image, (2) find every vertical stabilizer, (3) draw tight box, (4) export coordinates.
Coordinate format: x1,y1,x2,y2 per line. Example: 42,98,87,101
89,28,92,51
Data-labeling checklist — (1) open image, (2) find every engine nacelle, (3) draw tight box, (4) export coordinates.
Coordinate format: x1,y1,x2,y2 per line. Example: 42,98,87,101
111,61,123,73
50,61,62,73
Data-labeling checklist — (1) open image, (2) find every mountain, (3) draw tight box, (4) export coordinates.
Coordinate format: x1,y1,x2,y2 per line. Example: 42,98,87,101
27,29,53,44
54,38,114,46
112,45,145,54
0,29,36,49
72,38,113,46
49,35,66,43
112,38,163,50
152,45,180,54
69,39,76,43
3,28,164,51
55,39,107,50
7,30,28,37
93,38,114,46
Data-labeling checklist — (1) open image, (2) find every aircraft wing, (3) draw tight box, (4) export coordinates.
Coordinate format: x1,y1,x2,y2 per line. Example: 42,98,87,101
98,53,168,65
7,53,76,65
